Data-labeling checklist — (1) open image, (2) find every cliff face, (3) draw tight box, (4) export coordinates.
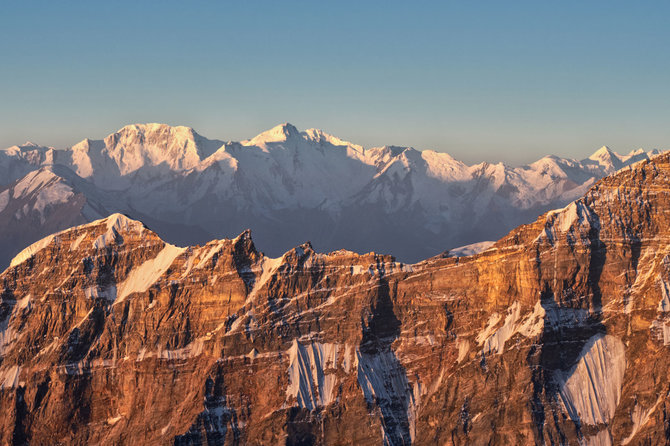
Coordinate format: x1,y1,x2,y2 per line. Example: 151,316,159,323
1,154,670,445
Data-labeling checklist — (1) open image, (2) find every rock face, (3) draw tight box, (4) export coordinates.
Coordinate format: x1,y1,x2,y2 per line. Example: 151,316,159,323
0,123,661,268
1,153,670,444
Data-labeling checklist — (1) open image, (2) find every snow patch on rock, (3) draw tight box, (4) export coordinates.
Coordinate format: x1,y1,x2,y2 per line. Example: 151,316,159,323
285,339,340,410
0,365,21,389
556,334,626,425
448,241,495,257
622,397,662,445
9,234,57,268
92,213,145,249
537,201,599,245
0,190,8,213
356,348,417,443
477,301,546,355
116,243,185,302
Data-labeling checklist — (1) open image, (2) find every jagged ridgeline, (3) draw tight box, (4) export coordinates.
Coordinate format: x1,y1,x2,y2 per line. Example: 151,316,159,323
0,151,669,443
0,123,660,270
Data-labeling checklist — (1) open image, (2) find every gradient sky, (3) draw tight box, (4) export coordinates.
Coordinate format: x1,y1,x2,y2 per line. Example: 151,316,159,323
1,1,669,165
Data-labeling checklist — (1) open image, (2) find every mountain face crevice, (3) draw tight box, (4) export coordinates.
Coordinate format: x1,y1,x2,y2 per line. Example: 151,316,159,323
1,155,670,444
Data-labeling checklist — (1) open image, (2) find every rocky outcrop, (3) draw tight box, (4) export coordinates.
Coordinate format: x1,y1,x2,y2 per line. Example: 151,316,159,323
1,154,670,444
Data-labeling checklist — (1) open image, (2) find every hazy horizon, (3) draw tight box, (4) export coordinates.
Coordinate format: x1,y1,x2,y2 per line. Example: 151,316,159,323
2,121,661,168
2,1,668,165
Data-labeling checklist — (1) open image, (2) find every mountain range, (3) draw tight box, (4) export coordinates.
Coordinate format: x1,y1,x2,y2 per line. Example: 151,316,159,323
0,123,661,270
0,146,669,444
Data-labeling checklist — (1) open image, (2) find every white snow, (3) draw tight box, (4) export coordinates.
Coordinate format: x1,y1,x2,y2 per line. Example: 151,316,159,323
480,303,521,355
0,365,21,389
448,241,495,257
556,334,626,425
92,213,144,249
456,338,470,363
248,255,285,298
158,339,206,360
517,301,546,337
33,181,74,220
115,243,185,302
477,301,545,355
1,122,664,265
538,201,598,245
12,169,57,199
622,398,662,444
70,233,87,251
285,339,339,410
9,234,56,268
475,313,502,346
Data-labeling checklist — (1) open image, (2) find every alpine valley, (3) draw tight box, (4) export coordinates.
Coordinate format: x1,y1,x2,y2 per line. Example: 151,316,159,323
0,123,660,269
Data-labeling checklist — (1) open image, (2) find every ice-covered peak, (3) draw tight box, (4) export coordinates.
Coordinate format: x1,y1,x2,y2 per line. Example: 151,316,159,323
106,123,201,152
8,213,149,268
99,213,146,233
244,123,301,146
95,123,223,175
585,146,624,172
80,213,150,251
302,128,364,153
113,122,196,138
588,146,620,162
3,142,53,156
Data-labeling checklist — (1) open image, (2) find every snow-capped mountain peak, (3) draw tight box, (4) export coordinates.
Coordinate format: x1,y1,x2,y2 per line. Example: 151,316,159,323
302,128,364,154
244,123,301,146
0,123,666,266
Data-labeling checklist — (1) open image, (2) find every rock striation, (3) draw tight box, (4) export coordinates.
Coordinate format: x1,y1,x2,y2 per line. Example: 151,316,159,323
1,154,670,444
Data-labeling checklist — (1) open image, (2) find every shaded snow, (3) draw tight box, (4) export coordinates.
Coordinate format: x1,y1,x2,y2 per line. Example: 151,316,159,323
448,241,495,257
286,339,339,410
0,190,8,213
357,348,417,443
85,286,117,301
92,213,144,249
622,398,662,445
556,334,626,425
658,277,670,312
538,201,598,245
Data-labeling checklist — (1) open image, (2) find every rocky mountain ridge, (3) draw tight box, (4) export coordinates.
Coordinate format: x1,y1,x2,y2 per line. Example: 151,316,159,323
1,151,670,444
0,123,662,268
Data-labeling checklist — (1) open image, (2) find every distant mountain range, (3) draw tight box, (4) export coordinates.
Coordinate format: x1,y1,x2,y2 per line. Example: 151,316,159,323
1,149,670,444
0,122,662,268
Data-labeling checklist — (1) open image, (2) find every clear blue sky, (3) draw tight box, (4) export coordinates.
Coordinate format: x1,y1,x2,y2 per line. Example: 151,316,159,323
1,1,668,164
